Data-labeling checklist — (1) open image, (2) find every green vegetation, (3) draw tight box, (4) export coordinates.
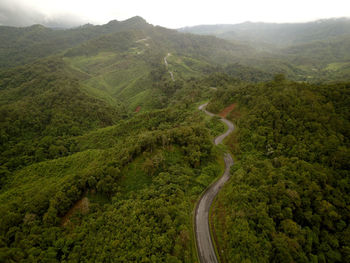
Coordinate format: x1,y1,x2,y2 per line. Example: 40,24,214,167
210,77,350,262
180,18,350,83
0,104,226,262
0,16,151,69
179,18,350,47
0,58,125,173
0,15,349,263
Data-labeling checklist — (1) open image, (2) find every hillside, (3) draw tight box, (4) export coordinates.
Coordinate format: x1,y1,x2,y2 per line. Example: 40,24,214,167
207,77,350,262
179,18,350,47
0,17,256,177
179,18,350,82
0,58,125,174
0,15,349,263
0,101,227,262
0,18,236,261
0,16,151,69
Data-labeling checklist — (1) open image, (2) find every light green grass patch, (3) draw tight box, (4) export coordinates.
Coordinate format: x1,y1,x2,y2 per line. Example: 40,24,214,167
325,62,350,71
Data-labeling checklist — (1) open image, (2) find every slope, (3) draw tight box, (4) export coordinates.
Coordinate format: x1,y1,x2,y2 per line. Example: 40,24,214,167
179,18,350,47
0,57,124,173
0,104,224,262
179,18,350,82
0,16,152,69
207,77,350,262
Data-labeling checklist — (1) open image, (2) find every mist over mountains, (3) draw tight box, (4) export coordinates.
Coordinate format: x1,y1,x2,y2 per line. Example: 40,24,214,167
0,0,86,27
179,17,350,47
1,16,350,83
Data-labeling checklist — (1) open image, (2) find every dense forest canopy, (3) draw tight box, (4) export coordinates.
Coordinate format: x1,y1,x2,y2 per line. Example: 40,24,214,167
208,78,350,262
179,18,350,83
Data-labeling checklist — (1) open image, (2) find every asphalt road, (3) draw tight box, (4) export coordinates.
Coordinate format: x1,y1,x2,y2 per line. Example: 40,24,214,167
195,102,234,263
164,53,175,81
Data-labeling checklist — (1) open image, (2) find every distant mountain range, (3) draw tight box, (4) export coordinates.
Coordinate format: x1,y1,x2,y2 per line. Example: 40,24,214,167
0,16,151,68
1,16,350,84
178,17,350,47
1,15,349,263
179,18,350,81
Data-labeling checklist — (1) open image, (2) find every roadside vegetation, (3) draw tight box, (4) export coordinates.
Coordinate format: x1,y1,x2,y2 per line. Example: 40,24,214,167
0,16,349,262
210,76,350,262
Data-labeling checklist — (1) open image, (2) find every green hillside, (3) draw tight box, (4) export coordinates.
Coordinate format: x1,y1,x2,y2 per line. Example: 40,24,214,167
0,15,349,263
2,19,246,177
280,35,350,81
0,16,151,69
0,103,225,262
179,18,350,82
207,77,350,262
179,18,350,47
0,58,127,173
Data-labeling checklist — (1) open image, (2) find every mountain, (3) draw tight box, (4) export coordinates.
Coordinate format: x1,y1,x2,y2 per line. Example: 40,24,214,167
179,18,350,82
0,16,349,263
0,17,274,174
179,18,350,47
207,78,350,263
0,16,227,263
0,16,152,69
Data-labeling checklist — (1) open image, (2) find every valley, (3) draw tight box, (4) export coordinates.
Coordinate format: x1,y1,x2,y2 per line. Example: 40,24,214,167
0,15,349,263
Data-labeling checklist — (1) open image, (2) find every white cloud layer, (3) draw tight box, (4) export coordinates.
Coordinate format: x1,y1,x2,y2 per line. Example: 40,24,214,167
0,0,349,28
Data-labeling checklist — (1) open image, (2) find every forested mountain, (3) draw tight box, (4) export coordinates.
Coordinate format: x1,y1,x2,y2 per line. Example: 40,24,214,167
0,17,243,262
207,77,350,262
281,34,350,66
0,17,265,175
179,18,350,82
0,58,125,173
0,15,349,262
0,16,151,69
179,18,350,47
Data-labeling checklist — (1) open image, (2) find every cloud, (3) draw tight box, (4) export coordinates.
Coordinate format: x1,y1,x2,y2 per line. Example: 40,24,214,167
0,0,41,26
0,0,349,28
0,0,85,27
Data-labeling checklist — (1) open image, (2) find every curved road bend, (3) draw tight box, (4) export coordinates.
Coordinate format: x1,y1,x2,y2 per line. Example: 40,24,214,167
195,102,234,263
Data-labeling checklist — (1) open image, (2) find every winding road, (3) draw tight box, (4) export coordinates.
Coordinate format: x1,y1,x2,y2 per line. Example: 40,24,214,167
195,102,234,263
164,53,175,81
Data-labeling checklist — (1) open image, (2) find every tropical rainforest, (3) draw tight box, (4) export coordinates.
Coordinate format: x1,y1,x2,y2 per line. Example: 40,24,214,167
0,16,349,262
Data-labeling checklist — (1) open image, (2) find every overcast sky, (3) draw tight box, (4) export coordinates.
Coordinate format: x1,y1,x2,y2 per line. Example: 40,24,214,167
0,0,349,28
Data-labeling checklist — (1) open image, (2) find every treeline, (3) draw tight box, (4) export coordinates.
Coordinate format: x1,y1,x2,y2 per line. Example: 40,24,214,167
210,77,350,262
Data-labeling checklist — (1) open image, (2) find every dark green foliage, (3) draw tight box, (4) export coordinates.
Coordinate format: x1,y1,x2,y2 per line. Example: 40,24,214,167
0,16,152,69
0,98,220,262
0,58,123,171
223,63,273,82
212,78,350,262
64,169,196,262
0,14,349,263
205,116,225,137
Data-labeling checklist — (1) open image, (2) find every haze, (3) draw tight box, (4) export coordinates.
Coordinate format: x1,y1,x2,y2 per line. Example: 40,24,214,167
0,0,349,28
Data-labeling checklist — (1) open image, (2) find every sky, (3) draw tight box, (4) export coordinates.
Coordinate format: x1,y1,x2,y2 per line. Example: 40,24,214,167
0,0,349,28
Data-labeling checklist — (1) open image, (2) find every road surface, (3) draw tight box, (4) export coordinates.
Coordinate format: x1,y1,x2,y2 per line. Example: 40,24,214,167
164,53,175,81
195,102,234,263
